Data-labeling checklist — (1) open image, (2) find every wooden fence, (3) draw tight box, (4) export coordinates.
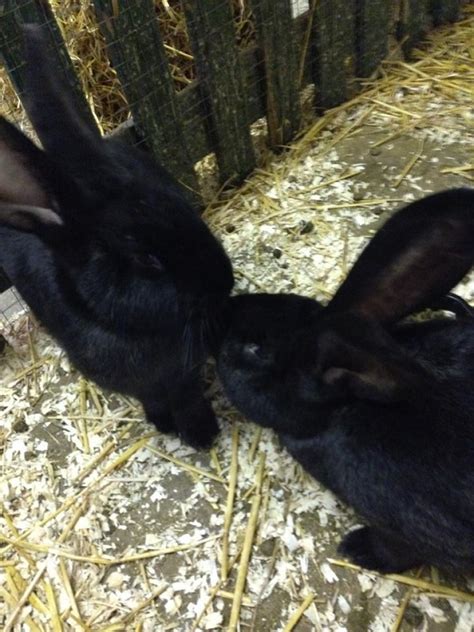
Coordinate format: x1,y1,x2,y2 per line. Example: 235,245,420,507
0,0,465,206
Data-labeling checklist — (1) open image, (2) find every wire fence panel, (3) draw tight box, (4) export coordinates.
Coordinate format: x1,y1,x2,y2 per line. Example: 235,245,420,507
431,0,461,25
92,0,200,203
312,0,356,110
356,0,391,78
398,0,431,56
0,0,98,133
0,0,470,299
250,0,301,147
183,0,256,185
1,1,468,193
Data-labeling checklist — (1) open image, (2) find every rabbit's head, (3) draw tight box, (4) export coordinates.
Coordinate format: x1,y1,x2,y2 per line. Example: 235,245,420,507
218,189,474,432
0,26,233,327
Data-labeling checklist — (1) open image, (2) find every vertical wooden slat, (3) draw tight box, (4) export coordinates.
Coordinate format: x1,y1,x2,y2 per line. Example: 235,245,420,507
182,0,256,185
356,0,391,77
311,0,356,110
91,0,199,204
398,0,431,56
0,0,98,132
430,0,460,26
249,0,301,147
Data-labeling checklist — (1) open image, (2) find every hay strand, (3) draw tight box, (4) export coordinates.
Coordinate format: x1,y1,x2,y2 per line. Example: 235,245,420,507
4,562,47,632
228,454,266,631
191,547,243,631
393,135,426,188
221,425,239,580
328,559,474,602
283,593,315,632
147,446,225,483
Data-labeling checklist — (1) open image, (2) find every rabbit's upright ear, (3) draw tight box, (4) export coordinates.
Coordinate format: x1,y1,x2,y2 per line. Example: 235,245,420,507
315,315,430,403
0,116,63,233
21,24,109,197
327,189,474,325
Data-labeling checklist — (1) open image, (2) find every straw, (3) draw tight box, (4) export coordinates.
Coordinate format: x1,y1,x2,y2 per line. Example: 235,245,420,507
4,562,47,632
393,135,426,188
147,445,225,483
221,425,239,580
228,454,266,631
390,567,424,632
191,547,243,631
328,559,474,602
283,593,315,632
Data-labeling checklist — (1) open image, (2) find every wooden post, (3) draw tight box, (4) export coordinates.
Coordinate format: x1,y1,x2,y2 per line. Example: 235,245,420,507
311,0,357,110
249,0,301,147
397,0,431,56
0,0,98,132
356,0,391,77
92,0,200,205
430,0,460,26
183,0,256,185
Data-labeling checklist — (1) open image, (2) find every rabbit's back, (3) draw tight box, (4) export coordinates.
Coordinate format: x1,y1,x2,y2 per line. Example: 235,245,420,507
0,227,187,395
282,318,474,571
398,317,474,379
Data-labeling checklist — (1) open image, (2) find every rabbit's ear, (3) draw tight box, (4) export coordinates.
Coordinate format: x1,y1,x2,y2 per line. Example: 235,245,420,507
21,25,106,192
316,318,429,403
0,117,62,231
327,190,474,325
0,203,63,231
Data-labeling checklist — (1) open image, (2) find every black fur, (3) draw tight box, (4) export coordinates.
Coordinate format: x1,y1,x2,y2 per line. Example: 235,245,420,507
0,25,234,448
217,189,474,573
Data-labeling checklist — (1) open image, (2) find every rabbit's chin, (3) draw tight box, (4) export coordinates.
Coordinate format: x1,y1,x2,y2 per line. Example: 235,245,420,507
182,292,232,353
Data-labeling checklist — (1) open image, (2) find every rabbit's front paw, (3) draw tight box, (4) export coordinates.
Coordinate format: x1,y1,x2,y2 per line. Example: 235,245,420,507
339,526,421,574
176,404,220,449
143,401,176,435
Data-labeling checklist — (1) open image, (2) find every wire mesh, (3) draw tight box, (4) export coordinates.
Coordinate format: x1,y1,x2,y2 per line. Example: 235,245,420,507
0,1,444,161
0,0,463,322
0,286,27,328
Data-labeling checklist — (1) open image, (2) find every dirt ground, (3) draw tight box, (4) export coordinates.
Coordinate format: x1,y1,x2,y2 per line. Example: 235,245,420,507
1,13,474,632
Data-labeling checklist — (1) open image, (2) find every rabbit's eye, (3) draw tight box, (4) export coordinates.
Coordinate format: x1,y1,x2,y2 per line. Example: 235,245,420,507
134,253,164,272
242,342,275,368
243,343,262,361
144,253,163,271
124,233,137,244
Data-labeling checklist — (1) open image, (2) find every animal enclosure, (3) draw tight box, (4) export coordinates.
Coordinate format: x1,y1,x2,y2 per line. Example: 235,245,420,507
0,0,466,314
0,0,464,193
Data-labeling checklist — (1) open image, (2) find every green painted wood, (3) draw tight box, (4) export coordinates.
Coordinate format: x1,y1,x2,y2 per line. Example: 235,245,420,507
97,2,466,167
90,44,267,166
356,0,391,77
0,0,98,132
397,0,431,56
312,0,357,109
249,0,301,147
92,0,200,205
430,0,460,26
3,1,458,197
182,0,256,185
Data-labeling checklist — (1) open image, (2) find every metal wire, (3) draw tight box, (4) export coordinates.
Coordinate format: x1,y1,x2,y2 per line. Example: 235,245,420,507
0,0,444,320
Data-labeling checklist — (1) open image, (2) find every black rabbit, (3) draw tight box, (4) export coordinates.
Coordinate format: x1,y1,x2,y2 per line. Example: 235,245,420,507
218,188,474,573
0,25,234,448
